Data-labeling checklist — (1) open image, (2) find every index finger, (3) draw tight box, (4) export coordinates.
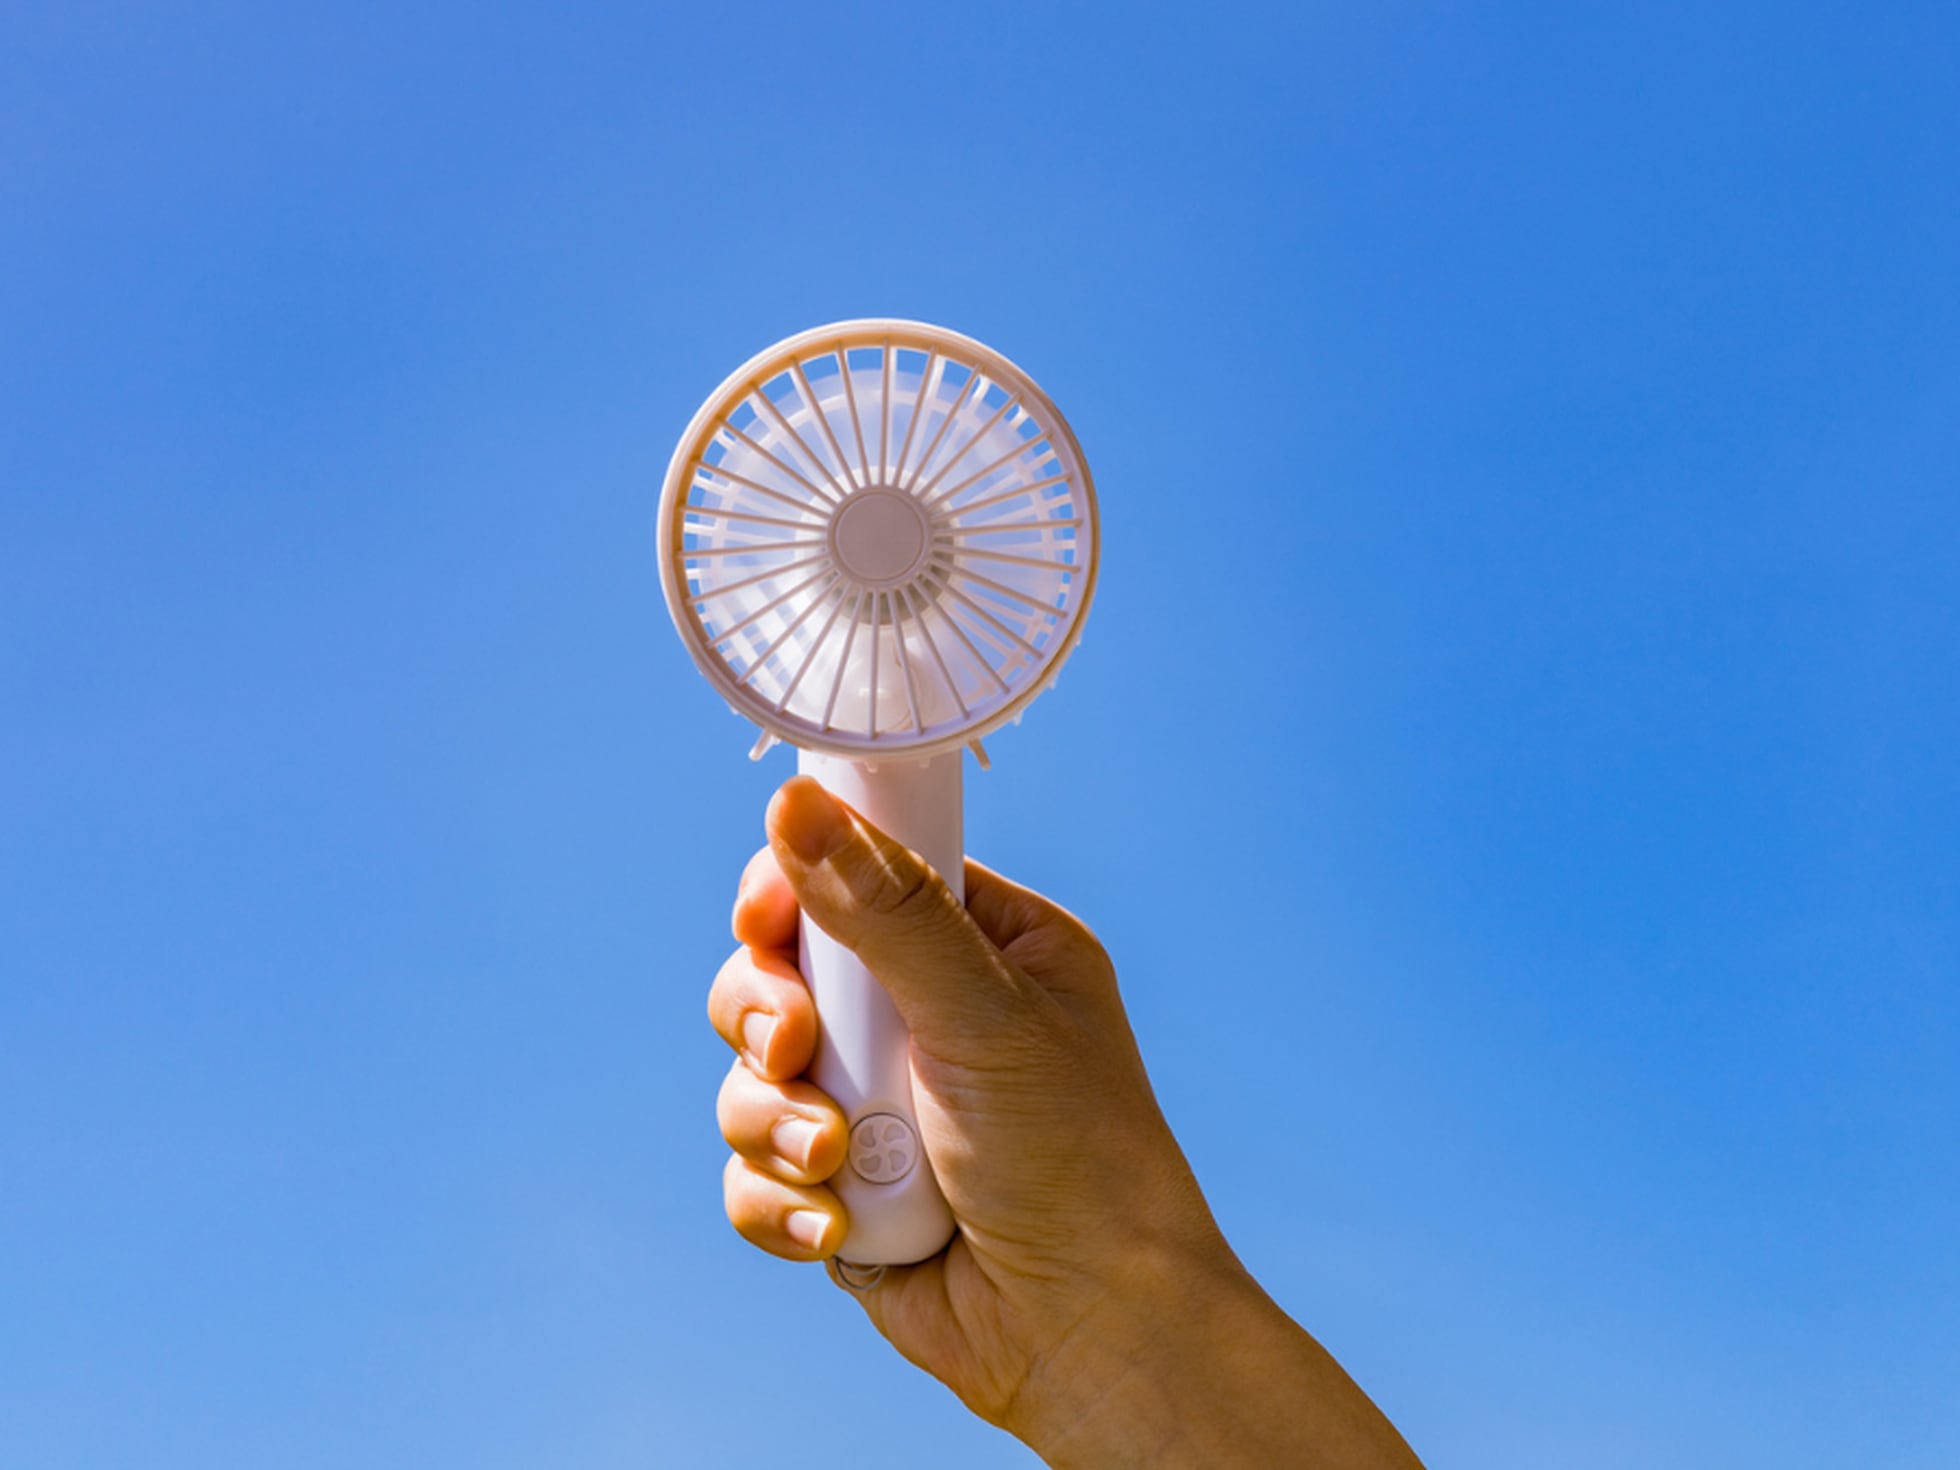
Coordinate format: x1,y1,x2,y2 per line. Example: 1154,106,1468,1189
733,846,799,951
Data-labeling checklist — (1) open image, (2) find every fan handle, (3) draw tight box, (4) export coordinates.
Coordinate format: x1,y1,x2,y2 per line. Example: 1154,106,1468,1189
797,748,960,1266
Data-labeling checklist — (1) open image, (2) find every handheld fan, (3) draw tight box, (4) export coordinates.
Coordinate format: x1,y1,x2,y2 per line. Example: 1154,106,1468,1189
658,319,1098,1267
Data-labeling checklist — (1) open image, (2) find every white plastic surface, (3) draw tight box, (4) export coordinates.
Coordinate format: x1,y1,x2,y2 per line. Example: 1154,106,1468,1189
798,746,961,1266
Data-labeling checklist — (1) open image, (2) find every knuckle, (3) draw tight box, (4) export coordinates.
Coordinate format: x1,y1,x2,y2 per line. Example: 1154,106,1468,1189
714,1063,747,1141
1048,909,1111,967
708,948,748,1009
865,858,942,922
722,1159,785,1249
1074,935,1119,990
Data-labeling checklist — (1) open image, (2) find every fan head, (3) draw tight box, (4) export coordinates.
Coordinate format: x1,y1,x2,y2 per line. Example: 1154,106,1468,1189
658,320,1099,761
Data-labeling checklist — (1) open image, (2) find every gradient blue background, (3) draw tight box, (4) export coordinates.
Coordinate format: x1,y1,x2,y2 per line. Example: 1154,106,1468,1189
4,3,1956,1466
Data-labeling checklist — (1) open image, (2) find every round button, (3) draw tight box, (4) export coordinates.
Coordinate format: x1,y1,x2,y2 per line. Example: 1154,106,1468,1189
829,490,930,589
847,1111,919,1185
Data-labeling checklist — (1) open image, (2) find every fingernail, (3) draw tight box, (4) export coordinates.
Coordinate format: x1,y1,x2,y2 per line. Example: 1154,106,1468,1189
773,1116,822,1170
786,1209,829,1251
776,780,848,865
741,1011,775,1068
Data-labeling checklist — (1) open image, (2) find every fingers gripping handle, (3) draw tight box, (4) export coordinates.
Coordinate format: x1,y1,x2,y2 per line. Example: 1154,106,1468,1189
796,748,960,1266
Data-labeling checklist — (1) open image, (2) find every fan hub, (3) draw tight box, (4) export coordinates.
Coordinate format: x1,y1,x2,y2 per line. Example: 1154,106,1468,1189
828,488,932,590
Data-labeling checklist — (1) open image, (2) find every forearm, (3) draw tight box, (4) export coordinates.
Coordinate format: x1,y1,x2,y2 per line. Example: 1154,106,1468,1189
1010,1245,1423,1469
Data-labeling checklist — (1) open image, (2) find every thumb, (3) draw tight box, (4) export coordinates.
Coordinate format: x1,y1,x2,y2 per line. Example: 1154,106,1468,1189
765,775,1051,1058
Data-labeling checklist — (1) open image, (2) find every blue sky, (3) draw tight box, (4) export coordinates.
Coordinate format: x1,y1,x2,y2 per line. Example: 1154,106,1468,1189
3,2,1956,1466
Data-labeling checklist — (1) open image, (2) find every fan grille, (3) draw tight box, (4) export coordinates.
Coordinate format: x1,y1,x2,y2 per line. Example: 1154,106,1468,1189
659,321,1098,759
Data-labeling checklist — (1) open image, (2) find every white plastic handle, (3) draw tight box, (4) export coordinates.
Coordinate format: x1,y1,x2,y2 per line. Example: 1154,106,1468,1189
796,748,960,1266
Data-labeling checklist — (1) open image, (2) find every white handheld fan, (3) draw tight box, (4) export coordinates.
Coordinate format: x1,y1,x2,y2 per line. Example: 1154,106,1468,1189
658,319,1098,1268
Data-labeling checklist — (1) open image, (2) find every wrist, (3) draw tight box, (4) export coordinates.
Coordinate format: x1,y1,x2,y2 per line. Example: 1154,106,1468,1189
1004,1232,1268,1466
1006,1235,1421,1469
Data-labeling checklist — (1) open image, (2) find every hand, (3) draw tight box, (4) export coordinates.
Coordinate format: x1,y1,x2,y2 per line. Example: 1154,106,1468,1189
707,776,1421,1468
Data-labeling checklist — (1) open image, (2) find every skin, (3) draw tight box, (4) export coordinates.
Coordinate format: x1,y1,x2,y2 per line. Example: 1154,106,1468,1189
708,775,1424,1468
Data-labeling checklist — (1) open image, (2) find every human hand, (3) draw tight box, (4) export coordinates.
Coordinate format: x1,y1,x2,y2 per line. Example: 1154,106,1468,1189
707,776,1421,1468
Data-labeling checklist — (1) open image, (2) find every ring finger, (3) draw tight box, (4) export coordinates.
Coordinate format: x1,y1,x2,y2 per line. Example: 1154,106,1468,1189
716,1059,848,1185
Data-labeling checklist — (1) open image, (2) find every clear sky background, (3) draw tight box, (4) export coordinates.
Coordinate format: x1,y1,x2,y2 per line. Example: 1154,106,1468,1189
3,3,1956,1466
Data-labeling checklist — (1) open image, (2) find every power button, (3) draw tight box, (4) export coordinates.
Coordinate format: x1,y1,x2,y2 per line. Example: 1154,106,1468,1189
848,1112,919,1185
